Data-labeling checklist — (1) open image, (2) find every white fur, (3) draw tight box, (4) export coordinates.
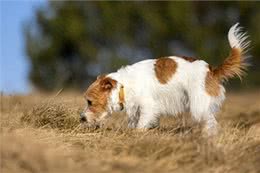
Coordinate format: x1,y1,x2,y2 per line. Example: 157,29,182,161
105,24,249,135
107,57,224,135
228,23,250,52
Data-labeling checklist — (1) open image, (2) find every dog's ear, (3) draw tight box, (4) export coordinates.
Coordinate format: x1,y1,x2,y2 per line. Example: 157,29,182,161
97,74,106,80
100,77,117,91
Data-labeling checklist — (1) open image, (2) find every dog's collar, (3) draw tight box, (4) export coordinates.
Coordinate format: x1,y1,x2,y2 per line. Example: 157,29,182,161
119,85,125,111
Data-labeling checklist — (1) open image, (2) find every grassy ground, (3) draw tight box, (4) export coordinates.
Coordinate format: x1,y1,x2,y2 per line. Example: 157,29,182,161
1,91,260,173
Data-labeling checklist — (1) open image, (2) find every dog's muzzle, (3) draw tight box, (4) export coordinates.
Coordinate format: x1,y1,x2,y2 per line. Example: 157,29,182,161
80,112,87,122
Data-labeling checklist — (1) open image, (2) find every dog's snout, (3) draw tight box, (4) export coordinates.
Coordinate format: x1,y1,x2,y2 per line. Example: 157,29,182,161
80,116,87,122
80,112,87,122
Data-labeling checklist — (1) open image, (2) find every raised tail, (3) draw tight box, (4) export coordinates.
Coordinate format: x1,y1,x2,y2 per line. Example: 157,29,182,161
213,23,251,81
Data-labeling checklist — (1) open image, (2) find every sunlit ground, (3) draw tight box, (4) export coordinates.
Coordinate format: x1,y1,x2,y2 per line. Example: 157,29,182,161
1,91,260,173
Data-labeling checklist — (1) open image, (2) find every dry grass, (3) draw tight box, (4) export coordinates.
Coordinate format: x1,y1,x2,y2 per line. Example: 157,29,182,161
21,102,79,130
1,91,260,173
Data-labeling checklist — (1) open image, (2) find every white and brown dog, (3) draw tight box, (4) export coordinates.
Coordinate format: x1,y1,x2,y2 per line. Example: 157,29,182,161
80,23,250,135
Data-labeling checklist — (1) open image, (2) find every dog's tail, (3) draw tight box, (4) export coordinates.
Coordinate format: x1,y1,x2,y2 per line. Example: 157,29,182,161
213,23,251,81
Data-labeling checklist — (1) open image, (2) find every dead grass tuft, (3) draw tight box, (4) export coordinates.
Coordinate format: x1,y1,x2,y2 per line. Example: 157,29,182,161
21,101,79,130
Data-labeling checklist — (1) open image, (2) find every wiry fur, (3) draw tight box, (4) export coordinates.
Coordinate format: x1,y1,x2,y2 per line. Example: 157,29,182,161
81,24,251,136
213,23,251,81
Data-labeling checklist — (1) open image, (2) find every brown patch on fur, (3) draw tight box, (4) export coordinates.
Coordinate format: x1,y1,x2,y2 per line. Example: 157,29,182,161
205,67,220,97
84,76,117,114
154,57,177,84
180,56,198,62
212,48,248,81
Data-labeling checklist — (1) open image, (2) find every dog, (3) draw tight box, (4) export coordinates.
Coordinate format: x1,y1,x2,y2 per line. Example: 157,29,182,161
80,23,250,135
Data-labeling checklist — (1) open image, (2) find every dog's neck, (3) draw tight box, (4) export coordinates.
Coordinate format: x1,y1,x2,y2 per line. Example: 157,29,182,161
107,67,141,115
106,76,126,113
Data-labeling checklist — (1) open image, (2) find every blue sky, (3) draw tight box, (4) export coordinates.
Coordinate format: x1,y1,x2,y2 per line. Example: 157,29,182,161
0,0,45,94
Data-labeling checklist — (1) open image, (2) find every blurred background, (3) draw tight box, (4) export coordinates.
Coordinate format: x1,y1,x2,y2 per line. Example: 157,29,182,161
1,1,260,94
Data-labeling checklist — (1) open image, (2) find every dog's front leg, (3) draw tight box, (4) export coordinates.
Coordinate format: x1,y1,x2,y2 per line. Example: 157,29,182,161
127,106,141,128
128,115,139,128
136,104,160,129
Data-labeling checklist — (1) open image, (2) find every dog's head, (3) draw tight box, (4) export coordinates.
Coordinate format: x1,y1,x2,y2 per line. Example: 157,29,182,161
80,75,122,127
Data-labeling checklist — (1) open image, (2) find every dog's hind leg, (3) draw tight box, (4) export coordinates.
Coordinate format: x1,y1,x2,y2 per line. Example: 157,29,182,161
189,89,223,136
202,112,218,135
204,93,225,135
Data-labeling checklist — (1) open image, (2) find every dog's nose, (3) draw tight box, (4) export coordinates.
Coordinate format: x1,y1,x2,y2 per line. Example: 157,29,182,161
80,116,87,122
80,112,87,122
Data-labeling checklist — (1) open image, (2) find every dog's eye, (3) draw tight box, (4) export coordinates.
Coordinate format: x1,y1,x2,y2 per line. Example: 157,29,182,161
87,100,92,106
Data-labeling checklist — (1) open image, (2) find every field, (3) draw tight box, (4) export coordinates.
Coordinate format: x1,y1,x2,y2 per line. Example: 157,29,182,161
1,91,260,173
